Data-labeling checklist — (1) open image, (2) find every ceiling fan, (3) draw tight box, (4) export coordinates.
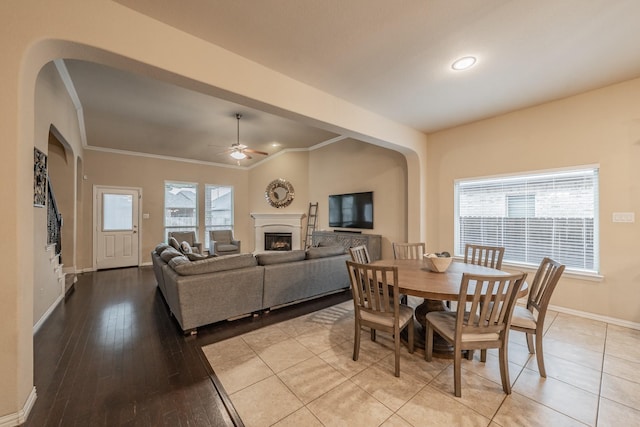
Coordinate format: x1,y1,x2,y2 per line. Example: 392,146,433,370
226,113,269,160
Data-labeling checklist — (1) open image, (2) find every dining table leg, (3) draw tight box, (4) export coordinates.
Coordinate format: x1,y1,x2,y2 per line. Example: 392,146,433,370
402,298,455,358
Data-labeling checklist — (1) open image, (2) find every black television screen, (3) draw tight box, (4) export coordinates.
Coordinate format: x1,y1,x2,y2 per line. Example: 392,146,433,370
328,191,374,229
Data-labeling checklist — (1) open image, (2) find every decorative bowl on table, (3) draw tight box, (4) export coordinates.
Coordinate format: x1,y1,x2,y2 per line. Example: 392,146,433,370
423,253,452,273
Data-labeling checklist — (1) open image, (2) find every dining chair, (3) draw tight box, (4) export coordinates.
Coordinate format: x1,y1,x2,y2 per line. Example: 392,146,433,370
425,271,527,397
510,257,565,377
392,242,426,260
355,244,409,305
346,260,415,377
464,244,505,269
349,245,371,264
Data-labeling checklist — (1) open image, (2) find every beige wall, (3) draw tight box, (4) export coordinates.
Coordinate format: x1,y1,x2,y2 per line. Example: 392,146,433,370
427,77,640,324
309,139,408,259
81,151,250,267
80,141,407,265
32,63,83,328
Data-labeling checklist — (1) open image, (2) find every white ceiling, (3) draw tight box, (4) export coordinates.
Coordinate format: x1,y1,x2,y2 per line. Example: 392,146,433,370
67,0,640,166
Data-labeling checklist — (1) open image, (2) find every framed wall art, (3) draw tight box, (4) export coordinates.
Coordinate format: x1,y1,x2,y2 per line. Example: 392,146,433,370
34,147,47,207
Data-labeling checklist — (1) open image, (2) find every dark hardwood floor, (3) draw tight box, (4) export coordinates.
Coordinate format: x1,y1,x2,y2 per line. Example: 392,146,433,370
27,266,351,427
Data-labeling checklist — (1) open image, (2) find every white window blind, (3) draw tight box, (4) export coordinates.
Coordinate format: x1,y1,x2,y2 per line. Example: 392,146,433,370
205,185,234,249
454,167,599,273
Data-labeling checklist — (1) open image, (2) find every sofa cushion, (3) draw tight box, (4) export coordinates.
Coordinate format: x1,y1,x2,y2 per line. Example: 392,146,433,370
160,247,183,262
168,237,181,250
180,241,193,254
256,250,306,266
169,253,258,276
305,245,346,259
154,243,171,255
216,243,239,252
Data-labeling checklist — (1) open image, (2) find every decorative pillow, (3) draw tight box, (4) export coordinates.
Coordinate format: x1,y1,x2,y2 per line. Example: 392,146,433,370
186,252,208,261
160,247,183,262
154,243,171,255
305,245,346,259
179,241,193,254
168,237,181,250
255,250,306,266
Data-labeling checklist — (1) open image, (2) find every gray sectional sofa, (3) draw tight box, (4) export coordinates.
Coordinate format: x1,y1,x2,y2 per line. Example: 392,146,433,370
151,244,350,334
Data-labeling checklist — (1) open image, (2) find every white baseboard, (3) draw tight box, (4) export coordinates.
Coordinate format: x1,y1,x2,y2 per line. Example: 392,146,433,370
549,304,640,331
0,387,37,426
33,294,63,335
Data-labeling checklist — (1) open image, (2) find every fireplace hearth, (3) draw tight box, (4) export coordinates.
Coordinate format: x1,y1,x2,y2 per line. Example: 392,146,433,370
264,232,293,251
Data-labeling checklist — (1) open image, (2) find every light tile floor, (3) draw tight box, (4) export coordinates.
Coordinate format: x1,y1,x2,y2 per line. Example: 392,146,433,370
202,298,640,427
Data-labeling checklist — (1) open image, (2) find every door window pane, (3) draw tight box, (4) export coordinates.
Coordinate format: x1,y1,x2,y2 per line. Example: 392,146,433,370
103,194,133,231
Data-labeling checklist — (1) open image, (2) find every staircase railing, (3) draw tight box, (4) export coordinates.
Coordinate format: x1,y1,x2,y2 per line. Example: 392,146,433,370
47,180,62,259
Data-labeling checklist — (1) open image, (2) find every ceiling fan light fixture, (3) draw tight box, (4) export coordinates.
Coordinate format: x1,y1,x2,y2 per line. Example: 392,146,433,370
451,56,477,71
230,150,247,160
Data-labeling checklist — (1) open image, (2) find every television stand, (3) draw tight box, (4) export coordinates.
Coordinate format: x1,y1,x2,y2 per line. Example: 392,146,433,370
313,230,381,261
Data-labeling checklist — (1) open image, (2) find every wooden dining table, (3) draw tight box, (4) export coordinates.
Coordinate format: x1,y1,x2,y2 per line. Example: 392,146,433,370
370,258,528,357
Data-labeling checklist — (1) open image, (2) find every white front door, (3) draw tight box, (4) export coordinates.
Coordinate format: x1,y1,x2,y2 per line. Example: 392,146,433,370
94,186,140,270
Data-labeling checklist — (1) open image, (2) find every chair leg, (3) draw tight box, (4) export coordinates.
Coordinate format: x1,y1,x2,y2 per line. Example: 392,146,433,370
425,324,433,362
535,332,546,377
466,350,474,360
499,344,511,394
407,319,415,354
353,325,361,361
394,329,401,377
480,349,487,362
454,346,462,397
370,328,376,341
525,332,534,354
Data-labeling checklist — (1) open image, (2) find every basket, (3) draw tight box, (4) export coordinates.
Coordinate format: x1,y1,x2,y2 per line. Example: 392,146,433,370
423,255,452,273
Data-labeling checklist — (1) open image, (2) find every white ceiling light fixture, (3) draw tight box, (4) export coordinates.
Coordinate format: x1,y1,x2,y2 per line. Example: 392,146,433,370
230,150,246,160
451,56,477,71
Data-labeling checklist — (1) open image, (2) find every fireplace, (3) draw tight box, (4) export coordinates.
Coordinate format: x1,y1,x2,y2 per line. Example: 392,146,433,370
264,232,292,251
251,213,304,252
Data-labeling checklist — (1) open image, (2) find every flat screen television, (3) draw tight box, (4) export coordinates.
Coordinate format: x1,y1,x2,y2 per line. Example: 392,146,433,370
328,191,374,229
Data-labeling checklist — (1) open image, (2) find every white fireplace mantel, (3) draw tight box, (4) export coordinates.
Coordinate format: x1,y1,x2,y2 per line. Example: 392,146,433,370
251,212,305,252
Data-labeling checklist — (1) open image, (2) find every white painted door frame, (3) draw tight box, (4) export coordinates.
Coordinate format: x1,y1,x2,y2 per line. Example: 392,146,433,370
93,185,142,271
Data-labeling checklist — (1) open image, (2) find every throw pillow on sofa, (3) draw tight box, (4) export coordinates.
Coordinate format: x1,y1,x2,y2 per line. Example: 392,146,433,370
154,243,171,255
168,237,181,250
185,252,214,261
160,247,183,262
180,241,193,254
305,245,346,259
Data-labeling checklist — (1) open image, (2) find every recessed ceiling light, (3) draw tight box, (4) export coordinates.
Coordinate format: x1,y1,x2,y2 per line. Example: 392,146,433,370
451,56,477,71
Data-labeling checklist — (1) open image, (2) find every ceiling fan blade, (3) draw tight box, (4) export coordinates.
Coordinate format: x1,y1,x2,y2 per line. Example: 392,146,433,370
243,148,269,156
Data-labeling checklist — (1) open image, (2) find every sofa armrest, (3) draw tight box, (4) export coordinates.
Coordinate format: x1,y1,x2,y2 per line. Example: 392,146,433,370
192,242,203,254
231,240,241,251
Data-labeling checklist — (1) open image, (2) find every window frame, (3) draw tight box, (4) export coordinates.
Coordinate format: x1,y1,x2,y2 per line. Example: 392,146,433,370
454,165,600,278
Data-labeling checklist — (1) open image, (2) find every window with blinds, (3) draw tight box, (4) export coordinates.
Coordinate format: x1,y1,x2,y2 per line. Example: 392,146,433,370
454,166,599,273
164,181,198,239
205,185,234,249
